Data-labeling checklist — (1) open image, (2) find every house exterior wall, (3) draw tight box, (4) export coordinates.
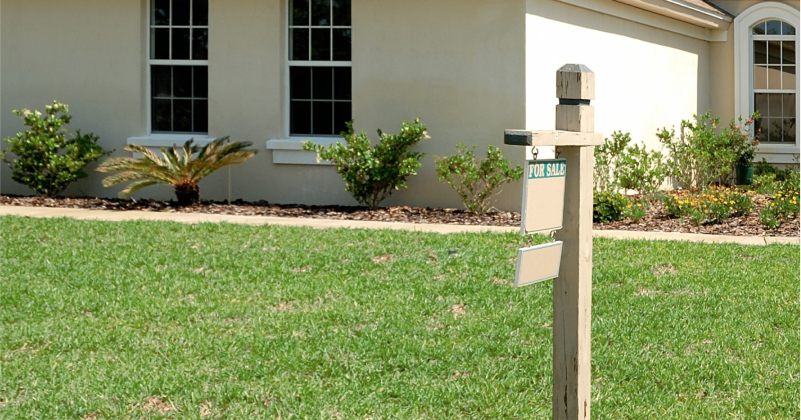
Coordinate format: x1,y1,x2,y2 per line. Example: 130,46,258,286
0,0,527,210
525,0,712,156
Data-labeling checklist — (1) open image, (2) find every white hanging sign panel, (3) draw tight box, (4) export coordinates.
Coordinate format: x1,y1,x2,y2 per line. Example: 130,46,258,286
514,241,564,287
520,158,566,235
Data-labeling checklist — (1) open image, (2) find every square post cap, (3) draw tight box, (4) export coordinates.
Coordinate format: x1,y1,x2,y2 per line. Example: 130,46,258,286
556,64,595,102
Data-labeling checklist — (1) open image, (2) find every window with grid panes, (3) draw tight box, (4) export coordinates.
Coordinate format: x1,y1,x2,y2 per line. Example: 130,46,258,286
752,20,796,144
288,0,351,136
150,0,208,133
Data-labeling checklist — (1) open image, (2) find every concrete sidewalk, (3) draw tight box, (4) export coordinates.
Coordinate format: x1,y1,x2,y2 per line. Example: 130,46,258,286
1,205,798,246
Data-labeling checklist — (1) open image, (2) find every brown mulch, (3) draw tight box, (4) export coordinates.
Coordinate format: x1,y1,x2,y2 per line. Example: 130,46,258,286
593,194,799,238
1,194,798,237
0,195,519,226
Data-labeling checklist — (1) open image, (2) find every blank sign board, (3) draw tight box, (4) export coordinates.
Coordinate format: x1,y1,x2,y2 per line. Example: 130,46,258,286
514,241,563,287
520,159,566,235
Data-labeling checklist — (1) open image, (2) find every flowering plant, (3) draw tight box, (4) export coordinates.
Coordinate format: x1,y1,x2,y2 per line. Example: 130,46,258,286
725,111,761,166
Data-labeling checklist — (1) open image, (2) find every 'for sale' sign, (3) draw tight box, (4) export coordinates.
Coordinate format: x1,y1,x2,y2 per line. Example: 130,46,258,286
520,158,566,234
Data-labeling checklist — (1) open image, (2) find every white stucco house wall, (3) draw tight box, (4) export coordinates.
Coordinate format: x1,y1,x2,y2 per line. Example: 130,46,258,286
1,0,798,210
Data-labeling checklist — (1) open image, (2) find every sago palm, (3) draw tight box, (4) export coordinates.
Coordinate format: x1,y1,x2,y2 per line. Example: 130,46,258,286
97,137,256,206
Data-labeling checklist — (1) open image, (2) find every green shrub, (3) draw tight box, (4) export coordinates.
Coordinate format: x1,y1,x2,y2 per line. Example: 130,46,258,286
617,142,667,198
754,158,795,182
1,101,111,197
657,111,738,190
303,119,427,209
623,199,648,223
752,173,779,194
728,192,753,217
433,144,523,214
97,137,256,206
593,191,628,223
593,131,629,192
759,207,781,229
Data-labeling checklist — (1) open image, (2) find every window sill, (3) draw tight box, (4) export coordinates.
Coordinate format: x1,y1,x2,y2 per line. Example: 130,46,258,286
266,137,341,165
126,134,216,148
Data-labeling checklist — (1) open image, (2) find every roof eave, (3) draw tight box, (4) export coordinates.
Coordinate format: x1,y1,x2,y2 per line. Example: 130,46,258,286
613,0,732,30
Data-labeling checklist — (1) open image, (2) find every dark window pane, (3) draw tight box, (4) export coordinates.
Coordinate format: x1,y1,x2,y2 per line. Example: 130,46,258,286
312,101,333,134
153,0,170,25
783,119,796,143
754,40,767,64
768,41,781,64
291,101,312,135
312,67,333,100
193,100,208,133
153,28,170,59
334,67,351,100
290,67,312,99
768,92,783,117
173,0,190,25
311,28,330,60
174,100,192,132
766,20,782,35
334,102,351,135
193,0,208,26
152,66,172,97
173,66,192,97
173,28,191,59
755,93,769,117
193,66,208,98
753,22,766,35
312,0,330,26
783,93,796,118
332,0,350,26
764,118,775,142
291,0,309,26
332,29,351,61
193,28,208,60
783,41,795,65
783,22,796,36
291,28,309,60
154,99,172,131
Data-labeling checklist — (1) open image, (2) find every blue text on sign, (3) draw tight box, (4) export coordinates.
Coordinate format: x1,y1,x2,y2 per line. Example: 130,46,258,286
528,159,566,179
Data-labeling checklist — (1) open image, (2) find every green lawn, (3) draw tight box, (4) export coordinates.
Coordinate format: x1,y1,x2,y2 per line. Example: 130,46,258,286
0,216,798,419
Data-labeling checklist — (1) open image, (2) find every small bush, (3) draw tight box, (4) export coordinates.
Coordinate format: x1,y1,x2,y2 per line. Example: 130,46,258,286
759,207,781,229
593,191,628,223
617,142,667,198
657,111,740,190
623,199,648,223
754,159,795,183
303,119,427,209
752,173,779,195
1,101,111,197
593,131,629,192
433,144,523,214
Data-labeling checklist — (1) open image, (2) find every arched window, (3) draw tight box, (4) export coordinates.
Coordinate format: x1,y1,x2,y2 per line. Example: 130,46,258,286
752,20,795,144
735,3,800,162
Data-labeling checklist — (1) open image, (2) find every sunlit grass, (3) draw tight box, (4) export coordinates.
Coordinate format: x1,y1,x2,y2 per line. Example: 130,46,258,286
0,216,797,419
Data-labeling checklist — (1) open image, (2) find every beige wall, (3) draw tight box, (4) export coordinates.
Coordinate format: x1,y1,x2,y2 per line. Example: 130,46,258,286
709,0,800,16
1,0,527,210
1,0,146,197
525,0,712,155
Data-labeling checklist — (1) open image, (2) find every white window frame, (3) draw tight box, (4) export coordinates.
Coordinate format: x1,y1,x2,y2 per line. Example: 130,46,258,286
284,0,352,140
734,2,800,163
147,0,209,135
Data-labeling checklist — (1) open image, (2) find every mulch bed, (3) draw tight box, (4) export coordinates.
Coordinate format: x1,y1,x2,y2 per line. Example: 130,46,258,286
594,194,799,238
0,195,519,227
2,194,798,237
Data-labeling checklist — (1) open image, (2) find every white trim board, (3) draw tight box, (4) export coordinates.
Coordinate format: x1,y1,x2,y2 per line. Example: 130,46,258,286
553,0,729,42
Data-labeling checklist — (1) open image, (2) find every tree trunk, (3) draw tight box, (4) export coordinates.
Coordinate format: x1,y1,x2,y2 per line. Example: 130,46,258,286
174,184,200,206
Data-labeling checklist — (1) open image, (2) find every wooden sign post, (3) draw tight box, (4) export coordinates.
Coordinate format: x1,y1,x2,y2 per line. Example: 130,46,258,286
504,64,601,420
